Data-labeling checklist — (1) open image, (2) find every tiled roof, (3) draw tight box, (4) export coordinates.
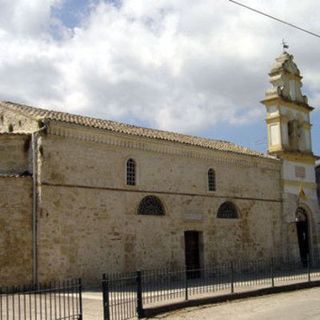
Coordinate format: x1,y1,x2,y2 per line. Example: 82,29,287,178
0,101,273,159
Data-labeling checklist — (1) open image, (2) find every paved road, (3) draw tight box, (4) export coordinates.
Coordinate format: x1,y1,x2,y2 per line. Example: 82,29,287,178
154,287,320,320
82,291,104,319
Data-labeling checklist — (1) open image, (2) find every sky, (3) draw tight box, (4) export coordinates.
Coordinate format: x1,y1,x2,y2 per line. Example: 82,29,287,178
0,0,319,154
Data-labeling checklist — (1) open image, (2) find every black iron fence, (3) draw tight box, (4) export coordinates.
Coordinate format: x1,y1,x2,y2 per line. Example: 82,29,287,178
2,258,320,320
102,256,320,320
0,278,83,320
102,272,137,320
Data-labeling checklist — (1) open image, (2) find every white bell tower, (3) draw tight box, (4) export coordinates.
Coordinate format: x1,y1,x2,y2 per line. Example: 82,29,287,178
261,51,313,157
261,50,320,260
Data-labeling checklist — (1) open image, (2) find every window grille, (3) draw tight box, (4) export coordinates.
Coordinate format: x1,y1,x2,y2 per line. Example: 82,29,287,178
217,201,238,219
208,168,216,191
138,196,165,216
126,159,136,186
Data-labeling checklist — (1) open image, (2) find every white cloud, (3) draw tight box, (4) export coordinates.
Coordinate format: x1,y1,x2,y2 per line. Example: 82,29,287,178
0,0,319,134
0,0,61,36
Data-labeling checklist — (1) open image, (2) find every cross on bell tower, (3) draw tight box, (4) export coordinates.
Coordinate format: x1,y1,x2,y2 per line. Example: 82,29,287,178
282,39,289,53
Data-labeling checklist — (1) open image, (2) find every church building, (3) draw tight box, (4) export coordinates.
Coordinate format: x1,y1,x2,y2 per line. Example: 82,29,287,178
0,51,319,286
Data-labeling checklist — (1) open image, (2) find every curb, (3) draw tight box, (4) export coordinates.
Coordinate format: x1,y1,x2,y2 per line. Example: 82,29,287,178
144,280,320,318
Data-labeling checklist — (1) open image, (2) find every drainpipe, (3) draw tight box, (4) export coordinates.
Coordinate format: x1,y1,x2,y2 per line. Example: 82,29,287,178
31,123,47,285
31,132,38,285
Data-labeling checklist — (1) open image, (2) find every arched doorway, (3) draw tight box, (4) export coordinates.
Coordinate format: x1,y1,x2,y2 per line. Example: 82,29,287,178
296,207,310,266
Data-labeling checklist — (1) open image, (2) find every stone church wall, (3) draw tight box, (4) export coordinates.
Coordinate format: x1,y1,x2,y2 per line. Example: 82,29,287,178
34,126,283,285
0,108,39,134
0,134,31,175
0,177,33,286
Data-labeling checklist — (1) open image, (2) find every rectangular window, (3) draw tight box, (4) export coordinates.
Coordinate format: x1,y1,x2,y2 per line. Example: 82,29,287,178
208,169,216,191
126,159,136,185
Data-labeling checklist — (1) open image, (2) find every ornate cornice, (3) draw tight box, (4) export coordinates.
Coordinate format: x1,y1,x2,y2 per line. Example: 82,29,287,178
282,180,317,190
46,121,280,170
281,152,316,164
261,96,313,112
266,115,281,124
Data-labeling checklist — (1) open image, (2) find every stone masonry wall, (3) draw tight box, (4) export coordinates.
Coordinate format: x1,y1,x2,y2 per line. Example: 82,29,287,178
0,134,31,175
0,108,39,133
0,177,32,286
35,125,283,285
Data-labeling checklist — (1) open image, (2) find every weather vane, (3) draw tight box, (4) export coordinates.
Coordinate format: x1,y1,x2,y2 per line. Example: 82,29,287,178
282,39,289,52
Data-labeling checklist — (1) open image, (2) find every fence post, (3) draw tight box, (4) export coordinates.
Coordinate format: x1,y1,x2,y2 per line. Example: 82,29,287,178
230,262,234,294
78,278,83,320
136,271,144,319
185,269,188,301
271,257,275,288
308,255,311,282
102,274,110,320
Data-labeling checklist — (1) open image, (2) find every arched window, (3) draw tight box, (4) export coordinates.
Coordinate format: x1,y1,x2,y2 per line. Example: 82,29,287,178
208,168,216,191
138,196,165,216
296,207,308,222
217,201,238,219
126,158,136,186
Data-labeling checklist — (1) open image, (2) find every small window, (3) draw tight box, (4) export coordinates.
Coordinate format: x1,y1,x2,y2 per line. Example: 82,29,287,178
126,158,136,186
138,196,165,216
208,168,216,191
217,201,238,219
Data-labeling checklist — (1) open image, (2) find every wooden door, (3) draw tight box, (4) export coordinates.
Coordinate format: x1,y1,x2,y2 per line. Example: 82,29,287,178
297,219,309,266
184,231,200,278
296,208,310,267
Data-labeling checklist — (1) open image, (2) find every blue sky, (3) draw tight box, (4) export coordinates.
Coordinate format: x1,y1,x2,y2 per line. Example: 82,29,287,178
52,0,106,28
0,0,319,155
52,0,90,28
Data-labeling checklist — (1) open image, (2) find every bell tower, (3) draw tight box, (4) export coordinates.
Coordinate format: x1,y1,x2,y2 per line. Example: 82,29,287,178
261,51,313,158
262,51,320,261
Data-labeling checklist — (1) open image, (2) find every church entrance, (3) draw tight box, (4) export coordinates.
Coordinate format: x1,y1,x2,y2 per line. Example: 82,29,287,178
296,207,310,267
184,231,201,278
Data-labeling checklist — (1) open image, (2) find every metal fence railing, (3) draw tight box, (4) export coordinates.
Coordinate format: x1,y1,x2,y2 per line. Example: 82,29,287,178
2,258,320,320
0,278,83,320
102,272,137,320
102,256,320,320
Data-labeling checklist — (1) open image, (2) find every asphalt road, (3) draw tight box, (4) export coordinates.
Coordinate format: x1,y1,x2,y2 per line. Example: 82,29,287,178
154,287,320,320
